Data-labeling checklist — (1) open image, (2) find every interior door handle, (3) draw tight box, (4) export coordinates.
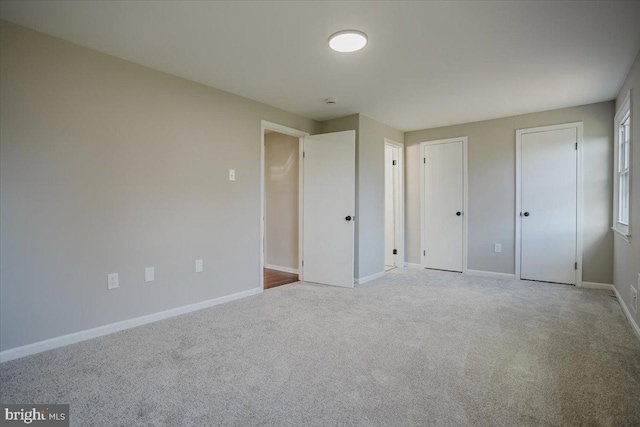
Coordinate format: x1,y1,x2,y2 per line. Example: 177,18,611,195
345,216,352,221
456,212,462,216
523,212,530,217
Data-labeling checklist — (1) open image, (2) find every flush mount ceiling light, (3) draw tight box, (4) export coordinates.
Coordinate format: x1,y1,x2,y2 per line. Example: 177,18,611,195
328,30,368,53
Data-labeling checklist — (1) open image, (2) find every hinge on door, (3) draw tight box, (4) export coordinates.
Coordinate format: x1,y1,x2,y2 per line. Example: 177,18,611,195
575,262,577,270
303,151,305,158
423,250,426,256
392,160,396,166
575,142,577,150
302,260,304,267
393,249,397,255
423,158,426,164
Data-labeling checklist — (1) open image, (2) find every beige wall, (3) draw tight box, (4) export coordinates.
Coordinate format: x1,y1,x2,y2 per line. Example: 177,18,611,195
319,114,360,136
320,114,404,280
405,102,614,283
264,132,299,271
0,21,320,351
614,49,640,328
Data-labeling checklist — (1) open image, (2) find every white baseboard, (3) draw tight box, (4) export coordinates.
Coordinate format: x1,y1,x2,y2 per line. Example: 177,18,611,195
613,286,640,342
581,282,615,291
265,264,299,274
355,271,386,284
404,262,423,269
0,287,262,364
465,269,516,280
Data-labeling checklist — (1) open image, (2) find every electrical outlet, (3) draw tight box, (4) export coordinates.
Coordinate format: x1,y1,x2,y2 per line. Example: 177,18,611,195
195,259,203,273
631,285,638,314
107,273,119,290
494,243,501,253
228,169,235,181
145,267,155,282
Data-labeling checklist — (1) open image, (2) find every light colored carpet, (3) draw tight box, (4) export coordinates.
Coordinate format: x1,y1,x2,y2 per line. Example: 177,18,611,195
1,268,639,426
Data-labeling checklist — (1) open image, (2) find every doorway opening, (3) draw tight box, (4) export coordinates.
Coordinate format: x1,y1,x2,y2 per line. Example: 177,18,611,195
260,123,357,290
261,122,307,290
384,139,405,271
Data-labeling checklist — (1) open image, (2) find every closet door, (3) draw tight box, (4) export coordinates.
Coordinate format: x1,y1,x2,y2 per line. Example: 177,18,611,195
519,126,578,285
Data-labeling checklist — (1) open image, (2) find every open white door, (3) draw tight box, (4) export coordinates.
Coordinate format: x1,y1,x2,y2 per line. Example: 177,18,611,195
303,130,356,288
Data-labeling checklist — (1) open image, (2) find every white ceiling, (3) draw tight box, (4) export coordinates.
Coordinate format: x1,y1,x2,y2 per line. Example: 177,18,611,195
1,1,640,131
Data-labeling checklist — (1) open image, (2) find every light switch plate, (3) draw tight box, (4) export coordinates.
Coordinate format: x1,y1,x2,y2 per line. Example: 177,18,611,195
145,267,155,282
107,273,119,290
229,169,236,181
195,259,203,273
494,243,501,253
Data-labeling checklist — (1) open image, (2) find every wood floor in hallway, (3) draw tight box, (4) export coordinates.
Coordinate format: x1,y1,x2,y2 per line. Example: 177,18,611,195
264,268,298,290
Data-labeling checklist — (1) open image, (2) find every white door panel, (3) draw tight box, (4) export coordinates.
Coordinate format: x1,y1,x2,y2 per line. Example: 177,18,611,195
423,141,464,272
303,131,355,288
520,127,577,284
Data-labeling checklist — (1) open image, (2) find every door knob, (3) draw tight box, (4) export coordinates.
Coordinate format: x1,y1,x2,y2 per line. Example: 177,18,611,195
523,212,530,217
456,212,462,216
345,216,352,221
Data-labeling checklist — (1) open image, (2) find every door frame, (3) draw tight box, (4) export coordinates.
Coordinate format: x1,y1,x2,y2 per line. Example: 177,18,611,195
515,122,584,286
419,137,469,273
384,138,405,268
260,120,308,290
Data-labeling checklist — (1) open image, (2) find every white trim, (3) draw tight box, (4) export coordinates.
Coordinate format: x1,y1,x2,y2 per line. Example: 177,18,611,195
515,122,584,286
419,137,468,273
581,282,615,291
611,227,631,243
613,286,640,342
613,90,632,239
265,264,299,275
298,134,305,280
355,271,386,284
465,269,516,280
0,287,262,363
384,138,405,269
261,121,309,139
577,123,584,287
404,262,423,269
260,121,308,290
